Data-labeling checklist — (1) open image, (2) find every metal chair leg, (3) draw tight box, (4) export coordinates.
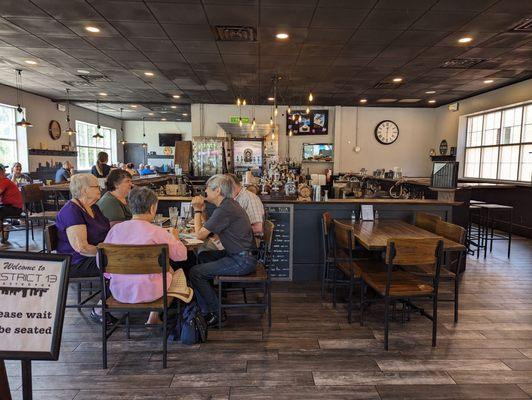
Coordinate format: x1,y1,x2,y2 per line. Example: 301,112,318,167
162,307,168,369
432,294,438,347
347,274,354,324
454,275,460,323
267,280,272,328
384,297,390,351
77,282,82,311
126,313,130,339
332,268,337,308
360,280,365,327
218,281,223,330
102,310,107,369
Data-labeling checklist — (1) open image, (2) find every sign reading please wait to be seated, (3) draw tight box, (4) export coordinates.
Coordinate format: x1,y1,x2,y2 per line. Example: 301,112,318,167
0,253,70,361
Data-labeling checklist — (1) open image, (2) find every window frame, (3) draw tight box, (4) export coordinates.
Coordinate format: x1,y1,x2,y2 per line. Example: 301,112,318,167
464,102,532,184
75,120,117,171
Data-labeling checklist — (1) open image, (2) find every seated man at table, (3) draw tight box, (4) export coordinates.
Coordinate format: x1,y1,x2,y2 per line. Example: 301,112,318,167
55,160,73,183
104,186,188,324
226,173,264,235
0,163,24,219
189,174,256,327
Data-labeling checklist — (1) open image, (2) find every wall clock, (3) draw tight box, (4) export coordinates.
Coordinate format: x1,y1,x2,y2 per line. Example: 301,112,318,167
374,120,399,145
49,120,61,140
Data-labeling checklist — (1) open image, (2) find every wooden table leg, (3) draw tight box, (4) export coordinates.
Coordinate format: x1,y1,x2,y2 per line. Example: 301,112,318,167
0,359,12,400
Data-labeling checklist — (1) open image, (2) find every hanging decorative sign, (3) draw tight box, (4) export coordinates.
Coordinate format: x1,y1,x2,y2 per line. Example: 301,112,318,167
287,110,328,135
439,140,448,155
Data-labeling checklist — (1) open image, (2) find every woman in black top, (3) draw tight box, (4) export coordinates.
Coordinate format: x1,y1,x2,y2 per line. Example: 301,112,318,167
91,151,111,178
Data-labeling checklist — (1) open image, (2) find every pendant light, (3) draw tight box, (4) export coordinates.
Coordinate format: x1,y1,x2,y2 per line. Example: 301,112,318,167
92,100,104,139
354,106,361,153
308,92,313,102
119,107,127,145
141,117,148,148
64,88,76,135
14,69,32,128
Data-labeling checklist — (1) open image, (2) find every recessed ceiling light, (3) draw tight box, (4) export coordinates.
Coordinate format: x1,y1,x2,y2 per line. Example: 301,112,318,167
267,97,275,101
458,37,473,44
24,60,37,65
77,69,90,74
85,26,100,33
172,94,181,99
428,99,436,104
182,113,188,116
425,90,436,94
99,92,107,96
484,79,494,83
161,118,167,121
131,105,138,108
144,71,154,77
170,105,177,109
359,99,367,103
275,33,289,39
148,112,154,116
392,77,403,83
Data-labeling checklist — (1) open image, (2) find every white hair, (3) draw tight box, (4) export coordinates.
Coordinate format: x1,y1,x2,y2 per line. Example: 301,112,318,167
206,174,233,198
69,173,98,198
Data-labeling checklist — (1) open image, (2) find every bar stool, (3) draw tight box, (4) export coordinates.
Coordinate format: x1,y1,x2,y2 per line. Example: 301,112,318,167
467,204,484,257
476,203,513,258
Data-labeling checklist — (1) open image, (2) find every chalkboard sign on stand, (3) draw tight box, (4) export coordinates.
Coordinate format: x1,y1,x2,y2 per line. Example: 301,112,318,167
265,204,293,281
0,252,70,400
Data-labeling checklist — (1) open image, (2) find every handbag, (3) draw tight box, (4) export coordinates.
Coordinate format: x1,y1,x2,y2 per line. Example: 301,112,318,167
179,301,208,345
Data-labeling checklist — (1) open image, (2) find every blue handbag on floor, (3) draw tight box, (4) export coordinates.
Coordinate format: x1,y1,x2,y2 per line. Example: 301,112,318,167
178,301,208,345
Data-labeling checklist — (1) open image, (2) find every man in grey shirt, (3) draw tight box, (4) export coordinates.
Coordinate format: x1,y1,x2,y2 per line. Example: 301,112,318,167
190,174,256,327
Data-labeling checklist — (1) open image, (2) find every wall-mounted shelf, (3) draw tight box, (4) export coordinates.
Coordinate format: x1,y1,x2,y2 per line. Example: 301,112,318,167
29,149,77,157
147,154,174,159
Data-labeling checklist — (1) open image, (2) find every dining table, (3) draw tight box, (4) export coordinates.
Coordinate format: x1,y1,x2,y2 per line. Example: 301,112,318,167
335,219,466,253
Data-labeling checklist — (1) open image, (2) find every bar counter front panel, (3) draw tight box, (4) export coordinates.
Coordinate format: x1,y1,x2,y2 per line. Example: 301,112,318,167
158,196,456,281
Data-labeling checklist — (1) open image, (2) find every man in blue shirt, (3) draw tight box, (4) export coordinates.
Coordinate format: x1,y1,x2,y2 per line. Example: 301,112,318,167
55,161,73,183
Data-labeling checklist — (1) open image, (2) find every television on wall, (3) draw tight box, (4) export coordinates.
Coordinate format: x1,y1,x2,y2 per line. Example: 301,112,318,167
159,133,182,147
302,143,333,162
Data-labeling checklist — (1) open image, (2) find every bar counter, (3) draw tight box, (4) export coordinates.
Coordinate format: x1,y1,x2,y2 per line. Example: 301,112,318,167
158,195,459,281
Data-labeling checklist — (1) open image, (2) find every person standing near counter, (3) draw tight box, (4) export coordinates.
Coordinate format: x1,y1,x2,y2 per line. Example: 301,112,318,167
189,174,256,327
91,151,112,178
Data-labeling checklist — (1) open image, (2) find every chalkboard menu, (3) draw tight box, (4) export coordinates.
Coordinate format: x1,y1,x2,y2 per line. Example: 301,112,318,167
265,204,293,281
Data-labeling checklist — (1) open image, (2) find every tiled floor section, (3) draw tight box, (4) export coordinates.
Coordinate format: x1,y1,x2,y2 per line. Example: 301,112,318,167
4,230,532,399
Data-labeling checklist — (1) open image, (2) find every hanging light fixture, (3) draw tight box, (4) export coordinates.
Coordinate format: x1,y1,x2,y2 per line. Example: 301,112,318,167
287,105,291,115
306,106,310,114
238,117,243,127
14,69,32,128
236,98,241,106
119,107,127,145
64,88,76,135
141,117,148,148
308,92,313,102
92,100,104,139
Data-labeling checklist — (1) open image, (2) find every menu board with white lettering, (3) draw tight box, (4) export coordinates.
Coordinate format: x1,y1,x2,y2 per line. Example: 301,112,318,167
0,252,70,360
265,204,293,281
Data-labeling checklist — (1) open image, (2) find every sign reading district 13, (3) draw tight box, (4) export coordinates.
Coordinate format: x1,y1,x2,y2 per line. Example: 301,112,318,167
0,252,70,361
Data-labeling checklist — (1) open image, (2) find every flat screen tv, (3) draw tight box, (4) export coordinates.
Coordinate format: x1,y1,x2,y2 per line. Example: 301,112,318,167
159,133,182,147
302,143,333,162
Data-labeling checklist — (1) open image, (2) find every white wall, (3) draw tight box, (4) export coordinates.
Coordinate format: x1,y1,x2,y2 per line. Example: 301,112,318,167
335,106,437,176
123,120,192,155
0,84,122,171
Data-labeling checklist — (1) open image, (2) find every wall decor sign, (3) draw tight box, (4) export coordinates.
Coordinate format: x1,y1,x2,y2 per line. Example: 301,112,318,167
0,252,70,400
286,110,328,135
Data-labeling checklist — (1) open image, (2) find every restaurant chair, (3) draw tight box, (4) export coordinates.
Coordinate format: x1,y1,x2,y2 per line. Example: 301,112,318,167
404,220,466,323
44,224,101,311
21,183,58,252
97,243,175,369
216,220,274,329
358,237,444,350
320,212,334,297
331,220,377,324
414,212,442,233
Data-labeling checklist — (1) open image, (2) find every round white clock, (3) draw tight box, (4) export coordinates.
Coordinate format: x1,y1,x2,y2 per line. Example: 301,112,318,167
374,120,399,145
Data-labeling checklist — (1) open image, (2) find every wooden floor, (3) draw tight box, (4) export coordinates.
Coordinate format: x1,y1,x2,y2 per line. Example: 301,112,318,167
4,230,532,399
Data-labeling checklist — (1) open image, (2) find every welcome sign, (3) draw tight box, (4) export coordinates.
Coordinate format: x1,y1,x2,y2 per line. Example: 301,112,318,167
0,252,70,360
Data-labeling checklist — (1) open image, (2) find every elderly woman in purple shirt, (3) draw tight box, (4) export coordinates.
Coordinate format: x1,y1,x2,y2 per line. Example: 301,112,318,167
55,173,111,323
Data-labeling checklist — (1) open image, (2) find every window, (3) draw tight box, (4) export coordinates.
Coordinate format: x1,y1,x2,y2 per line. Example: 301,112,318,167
75,121,117,170
464,103,532,183
0,103,28,173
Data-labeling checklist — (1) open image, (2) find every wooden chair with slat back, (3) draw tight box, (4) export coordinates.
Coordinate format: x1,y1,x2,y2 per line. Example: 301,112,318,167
216,220,274,329
44,224,101,310
331,220,381,323
414,212,442,233
320,212,334,297
97,243,173,369
359,237,444,350
22,183,58,251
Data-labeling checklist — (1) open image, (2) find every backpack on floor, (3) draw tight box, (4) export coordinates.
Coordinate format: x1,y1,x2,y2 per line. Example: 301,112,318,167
179,301,208,345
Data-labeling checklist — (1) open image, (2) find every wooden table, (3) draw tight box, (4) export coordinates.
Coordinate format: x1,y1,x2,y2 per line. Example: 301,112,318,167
336,219,466,252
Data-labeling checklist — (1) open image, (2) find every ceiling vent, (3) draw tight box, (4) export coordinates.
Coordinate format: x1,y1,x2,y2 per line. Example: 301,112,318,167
373,82,400,89
77,74,112,83
510,18,532,32
440,58,485,69
214,26,256,42
62,80,94,88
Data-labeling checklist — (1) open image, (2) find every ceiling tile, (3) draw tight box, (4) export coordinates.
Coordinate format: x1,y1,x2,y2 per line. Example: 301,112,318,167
90,1,155,21
261,5,315,27
112,21,166,38
311,7,368,28
410,10,479,31
361,9,425,30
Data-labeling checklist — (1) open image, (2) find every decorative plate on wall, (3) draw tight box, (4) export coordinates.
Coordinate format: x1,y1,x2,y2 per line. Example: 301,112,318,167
49,120,61,140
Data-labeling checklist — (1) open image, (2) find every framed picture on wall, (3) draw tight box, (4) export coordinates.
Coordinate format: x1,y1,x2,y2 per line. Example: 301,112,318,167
287,110,328,136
